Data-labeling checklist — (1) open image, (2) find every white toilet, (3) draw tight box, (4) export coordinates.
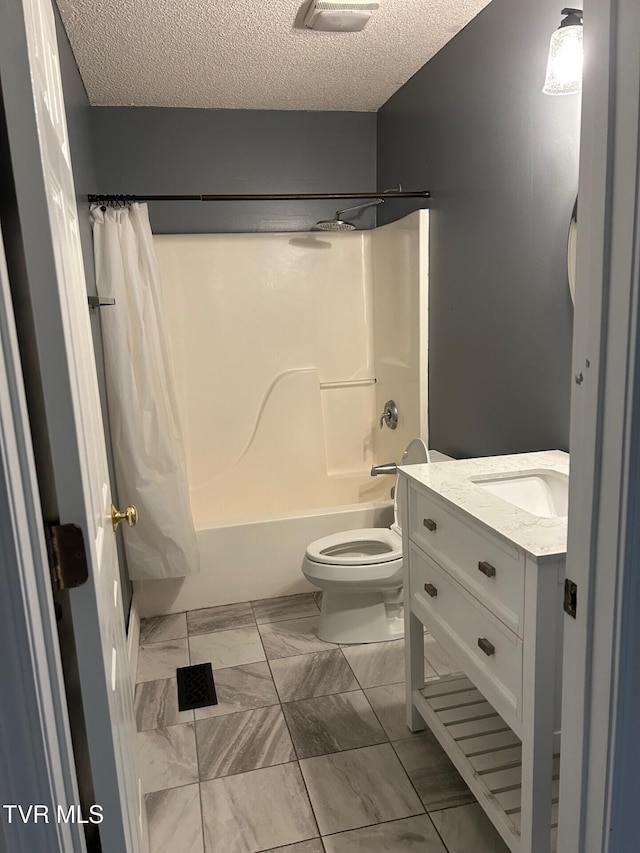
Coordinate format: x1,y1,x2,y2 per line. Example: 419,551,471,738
302,439,448,644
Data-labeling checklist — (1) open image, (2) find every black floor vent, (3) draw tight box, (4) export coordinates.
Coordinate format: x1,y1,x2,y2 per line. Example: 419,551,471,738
176,663,218,711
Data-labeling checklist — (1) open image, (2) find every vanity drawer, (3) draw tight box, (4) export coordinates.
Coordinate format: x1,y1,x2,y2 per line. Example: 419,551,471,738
410,541,522,726
408,484,524,636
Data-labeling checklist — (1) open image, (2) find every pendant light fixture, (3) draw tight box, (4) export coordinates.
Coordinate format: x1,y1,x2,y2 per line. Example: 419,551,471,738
543,7,584,95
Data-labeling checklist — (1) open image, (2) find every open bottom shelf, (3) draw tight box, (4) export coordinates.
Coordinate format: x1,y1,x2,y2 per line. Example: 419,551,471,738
413,674,559,852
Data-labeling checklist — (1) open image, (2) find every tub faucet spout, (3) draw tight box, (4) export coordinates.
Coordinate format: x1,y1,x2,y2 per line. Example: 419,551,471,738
370,463,397,477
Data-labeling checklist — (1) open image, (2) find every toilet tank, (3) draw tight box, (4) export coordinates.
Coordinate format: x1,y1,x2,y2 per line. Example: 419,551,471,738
393,442,454,533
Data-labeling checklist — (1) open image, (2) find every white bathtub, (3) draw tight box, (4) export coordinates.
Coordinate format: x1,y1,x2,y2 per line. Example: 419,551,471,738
133,497,394,618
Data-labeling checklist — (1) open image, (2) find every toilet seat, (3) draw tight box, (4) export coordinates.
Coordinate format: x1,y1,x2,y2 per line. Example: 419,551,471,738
305,528,402,566
301,438,440,643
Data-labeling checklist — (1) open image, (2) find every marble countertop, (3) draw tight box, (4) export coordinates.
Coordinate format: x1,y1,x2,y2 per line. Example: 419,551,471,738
399,450,569,561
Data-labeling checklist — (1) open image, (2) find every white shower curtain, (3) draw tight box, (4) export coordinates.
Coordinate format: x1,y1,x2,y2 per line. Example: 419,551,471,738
91,203,200,580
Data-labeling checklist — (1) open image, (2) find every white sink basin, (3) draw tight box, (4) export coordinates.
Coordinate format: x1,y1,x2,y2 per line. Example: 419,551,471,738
471,469,569,518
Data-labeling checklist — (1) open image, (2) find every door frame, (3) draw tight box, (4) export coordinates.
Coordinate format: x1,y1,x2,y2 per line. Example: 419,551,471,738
558,0,640,849
1,0,640,851
0,0,143,849
0,221,86,851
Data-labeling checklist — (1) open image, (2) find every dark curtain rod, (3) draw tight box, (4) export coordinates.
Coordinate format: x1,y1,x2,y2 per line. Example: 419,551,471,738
87,190,430,203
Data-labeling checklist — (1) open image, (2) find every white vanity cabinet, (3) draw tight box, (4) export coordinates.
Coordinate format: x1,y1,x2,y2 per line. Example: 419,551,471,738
401,452,568,853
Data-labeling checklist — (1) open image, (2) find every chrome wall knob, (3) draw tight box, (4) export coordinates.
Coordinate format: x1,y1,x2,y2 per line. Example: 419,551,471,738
379,399,399,430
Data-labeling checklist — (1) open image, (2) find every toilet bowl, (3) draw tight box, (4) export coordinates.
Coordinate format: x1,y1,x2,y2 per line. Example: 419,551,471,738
302,439,444,644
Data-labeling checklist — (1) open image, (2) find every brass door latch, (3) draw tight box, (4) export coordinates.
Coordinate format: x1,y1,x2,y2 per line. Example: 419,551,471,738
111,504,138,532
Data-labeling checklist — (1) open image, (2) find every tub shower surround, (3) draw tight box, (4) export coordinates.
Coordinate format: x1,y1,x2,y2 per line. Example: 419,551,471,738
135,592,509,853
134,212,429,615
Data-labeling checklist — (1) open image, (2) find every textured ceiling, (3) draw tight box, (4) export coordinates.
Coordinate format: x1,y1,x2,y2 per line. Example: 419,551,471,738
56,0,492,111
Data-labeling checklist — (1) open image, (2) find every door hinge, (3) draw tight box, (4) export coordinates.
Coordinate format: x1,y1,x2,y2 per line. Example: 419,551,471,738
45,523,89,590
564,578,577,618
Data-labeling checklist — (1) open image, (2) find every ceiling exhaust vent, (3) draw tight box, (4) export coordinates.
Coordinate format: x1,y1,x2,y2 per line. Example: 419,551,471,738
304,0,380,32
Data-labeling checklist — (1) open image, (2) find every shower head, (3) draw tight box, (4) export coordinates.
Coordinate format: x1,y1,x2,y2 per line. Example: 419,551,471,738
313,198,384,232
314,217,357,232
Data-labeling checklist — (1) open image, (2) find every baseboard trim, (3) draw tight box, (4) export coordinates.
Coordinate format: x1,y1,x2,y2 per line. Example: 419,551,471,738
127,595,140,689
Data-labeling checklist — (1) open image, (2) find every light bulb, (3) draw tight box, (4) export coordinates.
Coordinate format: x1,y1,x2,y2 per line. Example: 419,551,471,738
543,12,583,96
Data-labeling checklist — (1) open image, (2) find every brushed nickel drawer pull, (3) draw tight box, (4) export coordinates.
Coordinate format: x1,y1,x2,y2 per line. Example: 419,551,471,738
423,518,437,532
424,583,438,598
478,561,496,578
477,637,495,656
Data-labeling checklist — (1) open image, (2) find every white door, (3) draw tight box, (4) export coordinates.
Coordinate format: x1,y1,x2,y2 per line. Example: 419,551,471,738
0,1,145,851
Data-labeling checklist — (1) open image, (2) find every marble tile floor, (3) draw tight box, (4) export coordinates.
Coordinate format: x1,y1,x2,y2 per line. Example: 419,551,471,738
136,593,510,853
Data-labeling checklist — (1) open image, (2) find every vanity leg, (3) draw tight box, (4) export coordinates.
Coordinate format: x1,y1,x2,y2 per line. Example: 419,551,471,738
520,561,560,852
401,473,426,733
405,609,426,732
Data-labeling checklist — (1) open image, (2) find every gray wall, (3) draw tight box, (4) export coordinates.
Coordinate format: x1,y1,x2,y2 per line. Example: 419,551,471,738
89,108,377,233
54,10,133,620
378,0,581,458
